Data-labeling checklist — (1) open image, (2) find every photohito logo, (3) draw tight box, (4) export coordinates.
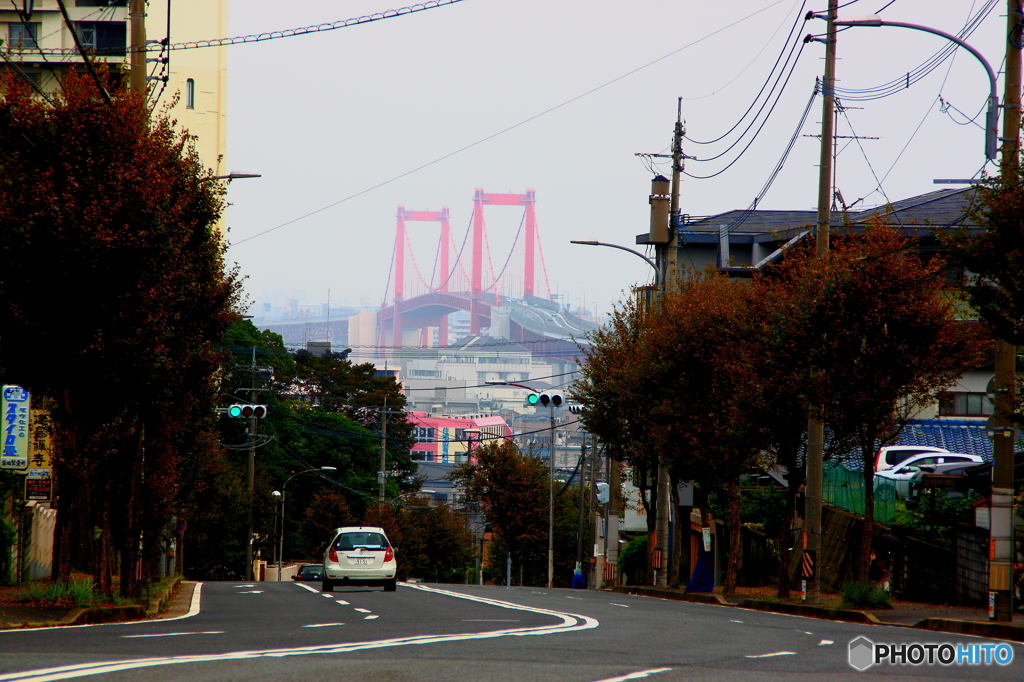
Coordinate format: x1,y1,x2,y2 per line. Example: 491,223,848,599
848,636,1014,671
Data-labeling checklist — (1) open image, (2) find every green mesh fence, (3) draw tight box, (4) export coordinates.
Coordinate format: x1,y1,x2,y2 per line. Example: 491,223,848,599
822,463,896,524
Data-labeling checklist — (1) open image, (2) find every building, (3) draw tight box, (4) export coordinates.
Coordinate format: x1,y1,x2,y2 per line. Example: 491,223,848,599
1,0,228,189
407,411,511,465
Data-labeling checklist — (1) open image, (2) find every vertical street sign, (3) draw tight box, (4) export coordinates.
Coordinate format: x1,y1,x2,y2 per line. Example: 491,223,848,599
2,385,30,470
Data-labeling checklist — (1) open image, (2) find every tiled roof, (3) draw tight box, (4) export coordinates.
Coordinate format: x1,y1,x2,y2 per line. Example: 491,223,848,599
837,419,993,471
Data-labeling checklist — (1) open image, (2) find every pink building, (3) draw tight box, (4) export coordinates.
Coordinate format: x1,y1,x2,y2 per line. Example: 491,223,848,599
407,412,511,464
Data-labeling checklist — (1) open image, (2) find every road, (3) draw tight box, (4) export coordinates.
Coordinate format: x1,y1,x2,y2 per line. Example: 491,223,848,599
0,581,1020,681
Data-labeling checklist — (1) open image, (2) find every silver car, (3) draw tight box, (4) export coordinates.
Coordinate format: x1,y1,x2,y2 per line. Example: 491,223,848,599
322,526,397,592
874,453,984,500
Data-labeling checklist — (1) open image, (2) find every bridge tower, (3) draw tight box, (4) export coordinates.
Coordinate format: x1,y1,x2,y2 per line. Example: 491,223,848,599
470,189,537,333
390,206,452,347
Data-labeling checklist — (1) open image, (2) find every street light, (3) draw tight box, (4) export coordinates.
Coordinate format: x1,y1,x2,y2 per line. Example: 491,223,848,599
830,16,999,160
277,466,337,582
271,490,282,570
213,171,263,182
569,240,660,285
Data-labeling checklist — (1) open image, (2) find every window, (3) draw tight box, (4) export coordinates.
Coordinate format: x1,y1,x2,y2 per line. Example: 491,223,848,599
412,426,435,443
185,78,195,109
938,392,993,417
75,22,127,56
8,22,40,51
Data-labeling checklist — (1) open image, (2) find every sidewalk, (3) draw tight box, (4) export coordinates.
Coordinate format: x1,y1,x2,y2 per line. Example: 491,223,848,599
612,585,1024,642
0,579,194,629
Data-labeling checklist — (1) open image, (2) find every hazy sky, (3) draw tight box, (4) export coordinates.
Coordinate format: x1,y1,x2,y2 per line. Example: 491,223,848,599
223,1,1006,318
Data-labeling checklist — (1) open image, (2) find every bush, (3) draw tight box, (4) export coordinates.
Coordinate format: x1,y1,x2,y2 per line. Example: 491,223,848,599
840,580,891,609
18,577,98,607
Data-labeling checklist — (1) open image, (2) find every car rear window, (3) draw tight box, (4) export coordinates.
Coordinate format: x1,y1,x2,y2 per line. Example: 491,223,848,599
334,532,388,551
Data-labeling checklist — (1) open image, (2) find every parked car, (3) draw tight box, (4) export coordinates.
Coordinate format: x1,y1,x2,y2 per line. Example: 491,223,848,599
874,452,985,499
322,526,397,592
292,563,323,582
905,462,991,508
874,445,951,472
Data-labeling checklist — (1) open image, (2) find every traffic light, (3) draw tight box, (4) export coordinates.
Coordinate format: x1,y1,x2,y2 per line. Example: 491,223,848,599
596,482,610,504
525,392,563,408
227,404,267,418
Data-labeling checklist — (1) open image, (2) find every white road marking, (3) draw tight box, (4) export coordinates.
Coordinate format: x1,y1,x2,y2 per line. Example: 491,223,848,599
799,630,813,634
321,594,334,598
335,600,350,605
364,615,379,620
566,596,582,600
294,583,320,594
353,608,372,613
0,584,599,681
745,651,797,658
302,623,345,628
237,591,263,594
609,603,629,608
591,667,673,681
122,632,223,639
729,619,743,623
818,639,834,646
232,585,256,588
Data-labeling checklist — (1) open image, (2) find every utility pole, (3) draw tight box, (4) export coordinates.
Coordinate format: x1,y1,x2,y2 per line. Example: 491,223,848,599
989,0,1021,623
804,0,839,606
650,99,684,588
244,348,258,581
576,433,587,569
378,393,388,501
129,0,146,96
547,402,556,588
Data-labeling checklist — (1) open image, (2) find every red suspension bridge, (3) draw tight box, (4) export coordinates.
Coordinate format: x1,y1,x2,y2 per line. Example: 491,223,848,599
379,188,595,360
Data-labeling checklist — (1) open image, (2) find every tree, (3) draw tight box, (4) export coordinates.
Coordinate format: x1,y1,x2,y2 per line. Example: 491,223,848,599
0,73,241,595
450,440,571,586
770,222,982,579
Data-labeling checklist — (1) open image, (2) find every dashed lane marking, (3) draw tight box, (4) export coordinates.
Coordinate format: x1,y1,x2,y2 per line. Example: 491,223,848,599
302,623,345,628
591,667,673,681
364,615,379,620
335,600,350,605
122,632,224,639
609,603,629,608
745,652,797,658
819,639,834,646
353,608,372,613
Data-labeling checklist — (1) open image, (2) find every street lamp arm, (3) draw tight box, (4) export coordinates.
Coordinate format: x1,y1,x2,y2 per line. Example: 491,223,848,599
833,16,999,160
570,240,660,283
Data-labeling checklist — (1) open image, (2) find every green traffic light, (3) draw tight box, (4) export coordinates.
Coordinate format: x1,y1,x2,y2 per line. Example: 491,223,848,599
527,394,539,405
228,405,243,418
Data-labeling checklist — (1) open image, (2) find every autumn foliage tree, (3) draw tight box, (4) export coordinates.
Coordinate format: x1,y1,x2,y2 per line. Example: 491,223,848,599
0,73,241,595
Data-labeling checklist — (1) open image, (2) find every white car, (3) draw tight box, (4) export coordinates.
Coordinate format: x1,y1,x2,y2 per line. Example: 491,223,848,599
874,445,951,472
322,526,397,592
874,452,984,499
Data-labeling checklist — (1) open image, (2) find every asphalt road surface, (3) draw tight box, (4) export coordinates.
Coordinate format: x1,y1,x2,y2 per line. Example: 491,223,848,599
0,581,1020,681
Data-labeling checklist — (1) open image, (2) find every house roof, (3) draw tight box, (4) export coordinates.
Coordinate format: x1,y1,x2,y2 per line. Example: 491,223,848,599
675,187,980,242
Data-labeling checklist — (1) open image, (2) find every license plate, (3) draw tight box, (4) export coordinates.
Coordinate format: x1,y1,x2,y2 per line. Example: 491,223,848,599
354,557,369,565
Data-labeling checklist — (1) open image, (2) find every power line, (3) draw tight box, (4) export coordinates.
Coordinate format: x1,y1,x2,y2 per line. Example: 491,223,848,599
230,1,788,247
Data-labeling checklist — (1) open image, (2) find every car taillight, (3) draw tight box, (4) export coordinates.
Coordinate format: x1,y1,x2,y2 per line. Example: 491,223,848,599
329,548,338,563
384,546,394,563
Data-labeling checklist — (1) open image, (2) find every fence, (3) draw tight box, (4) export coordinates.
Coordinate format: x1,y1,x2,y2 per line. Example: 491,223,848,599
822,463,896,524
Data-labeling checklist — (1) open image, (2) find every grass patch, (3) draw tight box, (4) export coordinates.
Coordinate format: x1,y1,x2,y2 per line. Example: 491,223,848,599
18,577,97,608
840,580,891,609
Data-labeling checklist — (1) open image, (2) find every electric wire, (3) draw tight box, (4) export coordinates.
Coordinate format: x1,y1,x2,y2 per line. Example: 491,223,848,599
684,0,808,144
230,1,788,247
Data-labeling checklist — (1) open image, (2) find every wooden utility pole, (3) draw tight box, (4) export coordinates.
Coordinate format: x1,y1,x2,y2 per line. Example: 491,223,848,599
989,0,1021,623
129,0,146,96
805,0,839,606
651,100,684,588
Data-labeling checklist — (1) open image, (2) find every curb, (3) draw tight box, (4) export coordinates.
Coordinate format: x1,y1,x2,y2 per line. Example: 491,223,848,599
58,604,147,626
143,576,182,616
611,586,1024,642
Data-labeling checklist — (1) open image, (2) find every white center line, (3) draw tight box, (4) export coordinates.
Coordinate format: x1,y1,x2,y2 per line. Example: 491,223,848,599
745,652,797,658
364,615,379,620
819,639,834,646
353,608,372,613
729,619,743,623
237,591,263,594
566,596,582,600
609,603,629,608
122,631,224,639
335,600,350,605
321,594,334,598
302,623,346,628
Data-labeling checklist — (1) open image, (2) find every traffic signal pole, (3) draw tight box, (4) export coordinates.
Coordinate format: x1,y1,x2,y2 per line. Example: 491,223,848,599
245,348,258,581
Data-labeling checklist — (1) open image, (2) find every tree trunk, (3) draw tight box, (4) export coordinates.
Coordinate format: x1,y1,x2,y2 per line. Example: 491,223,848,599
723,479,741,595
776,483,797,598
